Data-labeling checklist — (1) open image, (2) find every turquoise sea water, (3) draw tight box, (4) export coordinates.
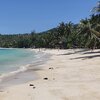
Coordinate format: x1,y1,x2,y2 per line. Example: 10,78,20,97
0,48,38,74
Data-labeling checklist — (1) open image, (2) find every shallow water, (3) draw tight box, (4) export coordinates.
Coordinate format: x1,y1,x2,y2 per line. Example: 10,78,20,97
0,48,51,89
0,48,38,74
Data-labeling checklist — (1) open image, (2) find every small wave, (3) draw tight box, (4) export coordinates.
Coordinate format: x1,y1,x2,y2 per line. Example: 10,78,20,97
0,50,51,83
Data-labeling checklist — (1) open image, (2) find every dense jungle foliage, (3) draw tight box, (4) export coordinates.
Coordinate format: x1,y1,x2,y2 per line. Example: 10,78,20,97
0,1,100,49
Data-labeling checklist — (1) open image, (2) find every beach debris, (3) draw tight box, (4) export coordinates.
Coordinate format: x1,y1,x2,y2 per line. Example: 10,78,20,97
29,84,36,89
49,67,54,69
43,77,48,80
29,84,34,86
33,87,36,89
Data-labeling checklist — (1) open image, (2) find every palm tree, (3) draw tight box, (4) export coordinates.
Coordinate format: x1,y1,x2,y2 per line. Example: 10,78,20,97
92,1,100,15
78,19,100,49
56,22,75,48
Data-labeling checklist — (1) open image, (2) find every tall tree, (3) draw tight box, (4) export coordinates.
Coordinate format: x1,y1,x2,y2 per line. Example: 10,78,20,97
92,1,100,15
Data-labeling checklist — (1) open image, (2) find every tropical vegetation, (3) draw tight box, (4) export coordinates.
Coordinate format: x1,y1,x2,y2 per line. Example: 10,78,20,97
0,1,100,49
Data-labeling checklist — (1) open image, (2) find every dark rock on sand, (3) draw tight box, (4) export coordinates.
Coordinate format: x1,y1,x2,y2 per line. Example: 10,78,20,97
29,84,34,86
33,87,36,89
43,78,48,80
49,67,54,69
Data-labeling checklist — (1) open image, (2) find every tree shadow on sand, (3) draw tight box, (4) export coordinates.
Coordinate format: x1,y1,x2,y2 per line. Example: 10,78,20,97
70,50,100,60
82,51,100,54
58,49,100,60
59,49,89,56
71,54,100,60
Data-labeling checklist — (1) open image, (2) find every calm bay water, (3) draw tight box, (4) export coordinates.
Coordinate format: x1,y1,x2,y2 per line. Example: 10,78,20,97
0,48,38,74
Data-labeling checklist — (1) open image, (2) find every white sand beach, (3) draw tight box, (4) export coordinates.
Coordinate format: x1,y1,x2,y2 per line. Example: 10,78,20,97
0,49,100,100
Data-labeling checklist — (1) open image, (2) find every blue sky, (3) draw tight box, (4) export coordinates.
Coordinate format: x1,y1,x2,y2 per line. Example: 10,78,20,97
0,0,98,34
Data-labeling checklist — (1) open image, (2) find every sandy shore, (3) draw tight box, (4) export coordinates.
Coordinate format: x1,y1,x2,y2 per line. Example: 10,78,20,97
0,49,100,100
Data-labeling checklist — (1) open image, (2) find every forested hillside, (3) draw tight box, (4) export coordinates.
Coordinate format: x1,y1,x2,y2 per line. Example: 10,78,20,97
0,2,100,49
0,15,100,48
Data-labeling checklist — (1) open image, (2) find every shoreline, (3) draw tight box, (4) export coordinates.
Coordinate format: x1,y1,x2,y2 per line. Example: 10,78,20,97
0,49,100,100
0,49,51,89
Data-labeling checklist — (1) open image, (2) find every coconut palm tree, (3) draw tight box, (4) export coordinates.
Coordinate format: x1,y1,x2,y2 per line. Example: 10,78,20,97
78,19,100,49
92,1,100,15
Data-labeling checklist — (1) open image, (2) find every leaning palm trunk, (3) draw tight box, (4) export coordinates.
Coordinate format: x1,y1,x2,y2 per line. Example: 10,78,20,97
91,29,100,38
89,30,100,50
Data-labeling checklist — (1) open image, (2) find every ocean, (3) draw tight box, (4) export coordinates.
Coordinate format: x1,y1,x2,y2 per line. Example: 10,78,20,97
0,48,42,74
0,48,51,87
